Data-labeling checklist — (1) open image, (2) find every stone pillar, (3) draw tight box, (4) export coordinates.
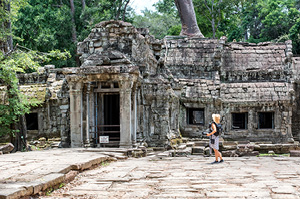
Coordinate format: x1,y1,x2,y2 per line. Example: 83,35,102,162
70,81,83,147
119,80,132,148
131,89,137,146
85,83,91,147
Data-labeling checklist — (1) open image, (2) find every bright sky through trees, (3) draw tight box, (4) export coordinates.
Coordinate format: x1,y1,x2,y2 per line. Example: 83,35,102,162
130,0,159,14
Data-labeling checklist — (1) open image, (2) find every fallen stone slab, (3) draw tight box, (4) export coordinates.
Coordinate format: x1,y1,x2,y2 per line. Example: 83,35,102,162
289,150,300,157
192,146,204,155
0,144,14,154
186,142,195,147
157,151,170,158
0,184,33,199
0,150,115,199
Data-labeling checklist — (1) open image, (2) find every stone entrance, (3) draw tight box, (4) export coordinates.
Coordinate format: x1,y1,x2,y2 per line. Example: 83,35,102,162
93,84,120,147
67,72,139,148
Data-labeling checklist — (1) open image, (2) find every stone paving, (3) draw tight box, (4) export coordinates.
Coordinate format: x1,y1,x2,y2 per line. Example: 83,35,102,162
0,149,115,199
1,149,300,199
42,154,300,199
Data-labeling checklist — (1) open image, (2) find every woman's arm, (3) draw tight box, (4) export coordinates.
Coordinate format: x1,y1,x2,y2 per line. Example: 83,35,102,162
207,123,217,136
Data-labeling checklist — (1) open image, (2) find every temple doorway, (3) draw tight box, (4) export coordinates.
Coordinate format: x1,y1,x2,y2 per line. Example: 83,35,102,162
95,93,120,147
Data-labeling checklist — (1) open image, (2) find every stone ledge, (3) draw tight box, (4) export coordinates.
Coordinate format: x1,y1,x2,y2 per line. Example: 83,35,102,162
0,154,112,199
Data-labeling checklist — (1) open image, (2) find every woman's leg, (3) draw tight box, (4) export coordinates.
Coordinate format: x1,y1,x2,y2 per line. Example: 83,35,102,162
218,150,223,161
213,148,219,161
213,149,223,162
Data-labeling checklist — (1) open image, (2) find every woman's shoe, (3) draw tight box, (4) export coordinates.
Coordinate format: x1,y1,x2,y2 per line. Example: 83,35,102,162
219,159,224,163
210,161,218,164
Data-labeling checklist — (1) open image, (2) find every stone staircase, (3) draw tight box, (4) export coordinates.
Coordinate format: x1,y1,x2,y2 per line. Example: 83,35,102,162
158,137,300,157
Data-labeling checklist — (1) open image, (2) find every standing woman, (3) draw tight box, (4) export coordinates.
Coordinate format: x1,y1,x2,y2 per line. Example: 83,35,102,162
207,114,223,164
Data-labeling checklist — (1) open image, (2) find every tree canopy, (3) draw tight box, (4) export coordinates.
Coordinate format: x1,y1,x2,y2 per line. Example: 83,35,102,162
8,0,300,62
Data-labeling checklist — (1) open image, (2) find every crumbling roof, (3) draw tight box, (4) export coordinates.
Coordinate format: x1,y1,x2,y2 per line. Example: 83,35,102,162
0,84,47,105
221,82,292,103
223,42,287,71
0,80,66,105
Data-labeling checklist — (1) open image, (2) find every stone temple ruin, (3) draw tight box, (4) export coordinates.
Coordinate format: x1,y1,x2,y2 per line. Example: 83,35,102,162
1,20,300,150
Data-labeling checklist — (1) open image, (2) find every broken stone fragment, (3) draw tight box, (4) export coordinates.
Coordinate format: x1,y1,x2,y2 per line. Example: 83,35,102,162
0,143,14,154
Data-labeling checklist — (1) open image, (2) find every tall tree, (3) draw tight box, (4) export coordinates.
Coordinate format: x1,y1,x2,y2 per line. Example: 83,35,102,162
81,0,86,10
0,0,12,53
70,0,77,43
203,0,223,38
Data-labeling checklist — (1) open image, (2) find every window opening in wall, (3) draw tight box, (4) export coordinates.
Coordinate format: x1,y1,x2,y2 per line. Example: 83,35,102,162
258,112,274,129
187,108,204,125
113,82,119,88
101,82,110,88
232,113,248,129
25,113,38,130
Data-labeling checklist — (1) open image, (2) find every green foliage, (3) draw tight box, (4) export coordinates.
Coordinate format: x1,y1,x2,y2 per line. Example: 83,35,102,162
259,0,300,41
78,0,134,41
167,25,182,36
154,0,178,18
13,0,75,67
132,9,180,39
289,17,300,54
12,0,135,67
227,25,243,42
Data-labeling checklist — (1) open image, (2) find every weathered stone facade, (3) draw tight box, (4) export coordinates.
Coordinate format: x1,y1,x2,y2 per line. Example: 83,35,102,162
2,20,300,148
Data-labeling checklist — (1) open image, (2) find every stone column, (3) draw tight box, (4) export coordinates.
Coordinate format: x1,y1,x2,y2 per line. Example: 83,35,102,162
119,80,132,148
131,89,137,146
70,81,83,147
85,83,91,147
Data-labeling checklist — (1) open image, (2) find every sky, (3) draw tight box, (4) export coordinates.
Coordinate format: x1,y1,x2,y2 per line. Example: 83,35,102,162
130,0,160,15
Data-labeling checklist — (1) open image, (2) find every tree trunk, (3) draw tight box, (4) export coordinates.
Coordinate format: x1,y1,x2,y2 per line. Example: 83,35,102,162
0,0,12,53
115,0,122,20
7,0,12,51
122,0,130,21
212,17,216,38
70,0,77,43
8,83,28,152
81,0,86,10
174,0,204,37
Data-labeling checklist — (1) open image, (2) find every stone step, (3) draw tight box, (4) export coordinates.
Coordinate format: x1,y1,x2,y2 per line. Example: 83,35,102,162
172,147,192,157
157,151,171,158
290,150,300,157
178,144,187,150
186,142,195,147
181,137,189,143
194,140,208,147
192,146,205,155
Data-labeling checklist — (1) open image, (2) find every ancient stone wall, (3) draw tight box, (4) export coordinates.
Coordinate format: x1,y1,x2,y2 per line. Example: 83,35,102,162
75,20,180,147
6,65,70,146
292,56,300,141
163,35,296,144
2,20,299,147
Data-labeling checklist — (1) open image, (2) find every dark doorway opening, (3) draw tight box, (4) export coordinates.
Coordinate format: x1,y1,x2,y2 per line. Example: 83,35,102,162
232,113,248,129
25,113,38,130
258,112,274,129
97,94,120,147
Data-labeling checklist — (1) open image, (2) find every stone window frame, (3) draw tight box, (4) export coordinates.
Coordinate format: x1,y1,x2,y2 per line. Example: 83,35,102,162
186,108,205,125
231,112,248,130
258,112,274,129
